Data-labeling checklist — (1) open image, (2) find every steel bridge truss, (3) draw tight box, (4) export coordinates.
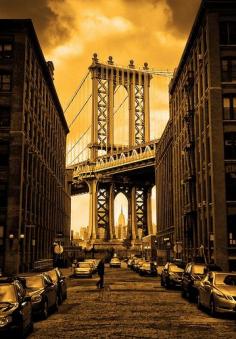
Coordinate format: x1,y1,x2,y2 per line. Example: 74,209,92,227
91,182,153,241
70,55,156,243
89,54,151,161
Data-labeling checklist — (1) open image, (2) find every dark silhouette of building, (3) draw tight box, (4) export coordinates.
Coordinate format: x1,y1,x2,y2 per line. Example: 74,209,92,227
0,19,71,274
156,0,236,271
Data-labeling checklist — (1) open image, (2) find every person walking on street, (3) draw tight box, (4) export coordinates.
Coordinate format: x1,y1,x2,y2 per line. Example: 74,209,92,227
96,258,105,289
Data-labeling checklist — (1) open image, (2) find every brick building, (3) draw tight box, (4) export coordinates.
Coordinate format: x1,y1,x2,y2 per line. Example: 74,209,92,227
155,121,173,263
0,20,71,274
156,0,236,270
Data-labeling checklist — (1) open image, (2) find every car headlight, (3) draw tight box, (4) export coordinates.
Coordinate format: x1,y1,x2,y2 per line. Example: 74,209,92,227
0,316,12,327
214,291,233,300
225,295,234,301
31,295,42,303
193,280,201,286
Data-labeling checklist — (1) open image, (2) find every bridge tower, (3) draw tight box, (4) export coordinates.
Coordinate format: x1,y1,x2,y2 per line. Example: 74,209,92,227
84,54,154,244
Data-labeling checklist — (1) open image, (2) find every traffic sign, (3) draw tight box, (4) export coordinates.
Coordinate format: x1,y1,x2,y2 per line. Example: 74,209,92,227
173,243,182,253
54,244,63,254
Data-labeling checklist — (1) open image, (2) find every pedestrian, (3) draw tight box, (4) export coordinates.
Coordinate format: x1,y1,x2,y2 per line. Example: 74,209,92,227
96,258,105,289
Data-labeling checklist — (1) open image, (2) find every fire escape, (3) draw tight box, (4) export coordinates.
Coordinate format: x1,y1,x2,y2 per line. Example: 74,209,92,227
183,71,197,259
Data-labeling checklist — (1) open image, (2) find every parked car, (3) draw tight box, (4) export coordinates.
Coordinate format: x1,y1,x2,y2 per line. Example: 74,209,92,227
161,263,184,288
110,257,121,268
132,259,144,272
127,258,133,268
21,273,58,319
182,262,207,301
198,271,236,316
0,276,33,337
47,268,67,304
139,262,157,277
85,259,97,273
74,262,93,278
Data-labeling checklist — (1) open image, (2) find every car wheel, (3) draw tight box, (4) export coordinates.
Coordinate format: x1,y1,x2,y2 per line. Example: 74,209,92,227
197,294,202,309
165,280,170,289
210,298,216,317
42,300,49,319
54,295,59,312
17,320,25,339
64,290,67,300
181,289,186,298
58,290,63,305
27,312,34,334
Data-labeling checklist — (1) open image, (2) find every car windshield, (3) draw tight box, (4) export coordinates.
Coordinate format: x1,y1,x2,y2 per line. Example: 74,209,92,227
25,276,44,289
169,265,184,273
47,270,57,282
192,265,206,275
111,258,120,262
78,263,90,268
215,273,236,285
142,263,151,269
0,284,17,303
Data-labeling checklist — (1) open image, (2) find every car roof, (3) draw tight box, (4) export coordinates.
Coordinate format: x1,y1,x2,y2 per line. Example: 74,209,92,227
0,276,18,284
19,273,44,277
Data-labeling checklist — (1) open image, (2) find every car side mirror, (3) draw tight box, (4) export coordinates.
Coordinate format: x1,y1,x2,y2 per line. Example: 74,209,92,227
24,296,31,302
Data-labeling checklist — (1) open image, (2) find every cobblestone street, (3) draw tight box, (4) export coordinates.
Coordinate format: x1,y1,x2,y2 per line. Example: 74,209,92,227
28,264,236,339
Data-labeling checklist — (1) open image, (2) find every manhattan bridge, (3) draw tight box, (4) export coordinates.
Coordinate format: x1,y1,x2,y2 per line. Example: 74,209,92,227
65,53,172,246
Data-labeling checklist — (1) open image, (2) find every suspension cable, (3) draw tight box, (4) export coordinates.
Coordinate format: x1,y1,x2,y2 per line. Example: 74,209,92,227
67,126,91,155
114,95,128,115
67,145,89,166
64,72,90,114
68,94,92,128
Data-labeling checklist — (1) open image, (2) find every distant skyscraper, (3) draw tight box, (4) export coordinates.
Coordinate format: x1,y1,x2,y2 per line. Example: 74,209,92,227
115,207,127,239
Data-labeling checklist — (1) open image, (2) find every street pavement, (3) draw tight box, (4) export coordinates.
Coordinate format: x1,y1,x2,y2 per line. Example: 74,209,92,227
29,262,236,339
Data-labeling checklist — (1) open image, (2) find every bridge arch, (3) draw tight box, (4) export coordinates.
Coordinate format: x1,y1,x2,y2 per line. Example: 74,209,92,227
113,85,129,147
114,192,128,240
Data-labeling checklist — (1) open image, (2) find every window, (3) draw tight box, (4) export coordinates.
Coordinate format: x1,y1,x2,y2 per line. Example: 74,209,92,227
0,41,13,59
221,59,236,82
224,132,236,159
0,106,10,128
0,184,8,207
0,72,11,91
226,172,236,201
220,22,236,44
223,95,236,120
228,215,236,246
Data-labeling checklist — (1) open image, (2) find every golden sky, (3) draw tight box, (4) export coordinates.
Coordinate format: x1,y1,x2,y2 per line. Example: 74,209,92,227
1,0,201,231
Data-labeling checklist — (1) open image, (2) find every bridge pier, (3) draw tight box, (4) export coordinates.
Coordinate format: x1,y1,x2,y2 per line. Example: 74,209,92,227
130,187,138,240
87,179,98,240
109,184,116,240
87,180,154,244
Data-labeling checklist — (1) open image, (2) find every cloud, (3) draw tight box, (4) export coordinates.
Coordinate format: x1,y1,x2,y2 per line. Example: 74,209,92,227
0,0,75,51
165,0,201,36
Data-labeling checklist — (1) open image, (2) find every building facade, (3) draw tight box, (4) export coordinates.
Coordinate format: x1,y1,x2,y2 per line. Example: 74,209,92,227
0,19,70,274
155,121,173,263
157,0,236,271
